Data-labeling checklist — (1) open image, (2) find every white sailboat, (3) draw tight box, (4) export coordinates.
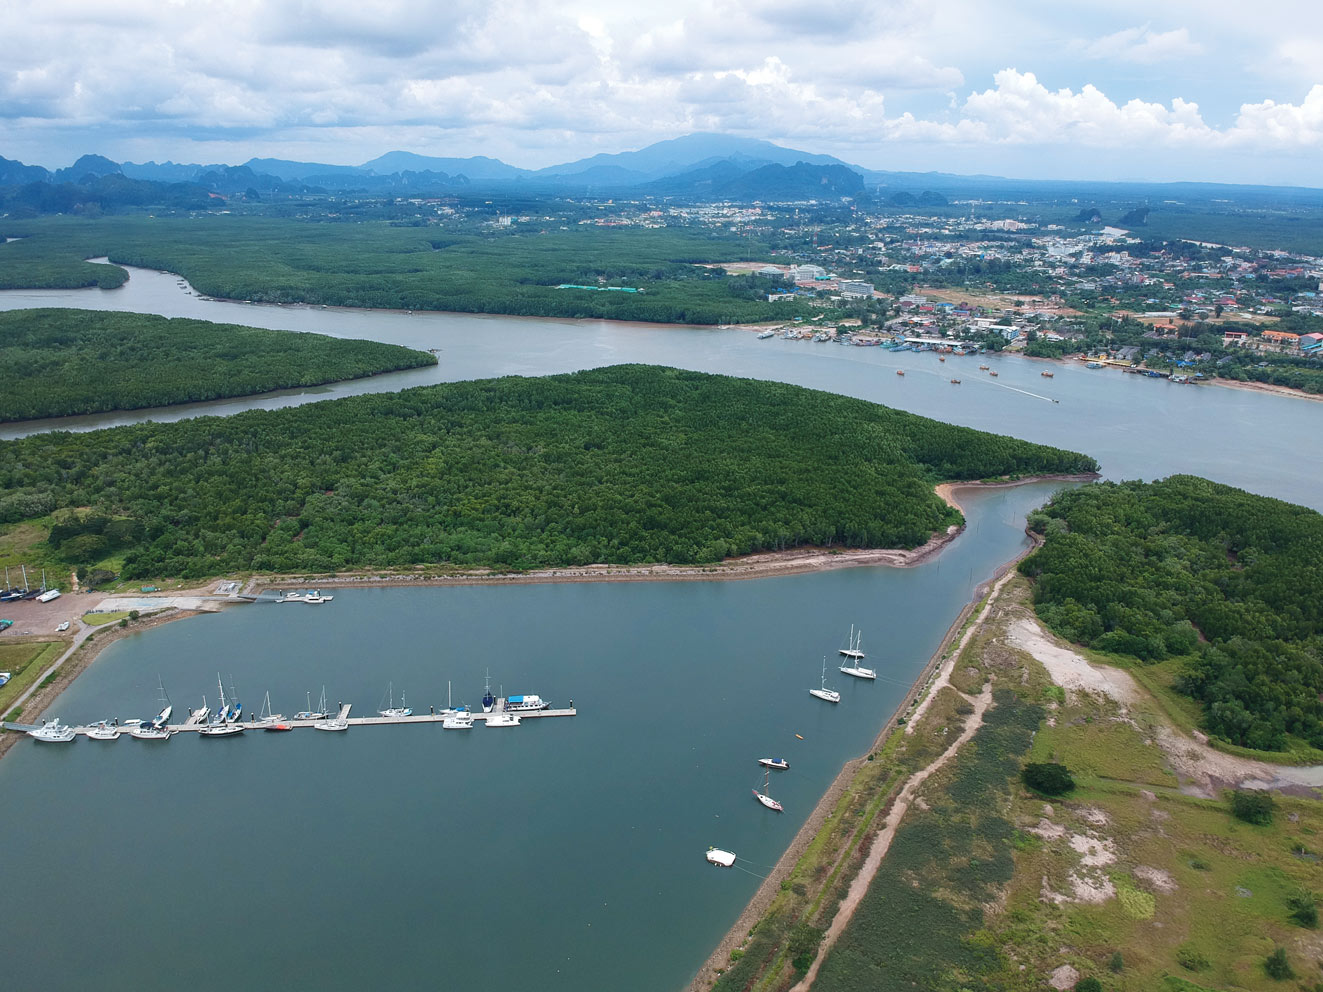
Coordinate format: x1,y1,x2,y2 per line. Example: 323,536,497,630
809,656,841,703
199,675,244,737
378,682,412,718
752,768,783,811
313,712,348,732
838,626,876,680
294,687,329,721
151,676,173,729
441,681,473,728
485,708,521,728
256,691,291,731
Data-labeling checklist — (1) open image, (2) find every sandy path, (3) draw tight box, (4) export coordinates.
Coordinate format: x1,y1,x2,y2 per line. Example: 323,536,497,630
906,567,1017,733
1010,614,1323,793
791,684,994,992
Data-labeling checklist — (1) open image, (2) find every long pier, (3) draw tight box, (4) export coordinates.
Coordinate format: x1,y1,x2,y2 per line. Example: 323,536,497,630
6,700,577,737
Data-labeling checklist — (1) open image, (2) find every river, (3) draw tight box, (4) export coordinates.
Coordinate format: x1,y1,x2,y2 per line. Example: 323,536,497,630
0,269,1320,991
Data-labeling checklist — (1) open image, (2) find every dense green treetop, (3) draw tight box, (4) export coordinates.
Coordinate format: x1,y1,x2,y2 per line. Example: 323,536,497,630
0,308,437,421
0,217,810,325
1020,476,1323,751
0,365,1097,579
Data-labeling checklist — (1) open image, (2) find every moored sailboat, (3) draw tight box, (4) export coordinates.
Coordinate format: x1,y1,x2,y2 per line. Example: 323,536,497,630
809,656,841,703
838,626,877,680
752,768,783,812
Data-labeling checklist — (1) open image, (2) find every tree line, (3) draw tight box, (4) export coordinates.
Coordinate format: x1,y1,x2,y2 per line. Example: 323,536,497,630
0,365,1097,579
0,309,437,421
1020,476,1323,751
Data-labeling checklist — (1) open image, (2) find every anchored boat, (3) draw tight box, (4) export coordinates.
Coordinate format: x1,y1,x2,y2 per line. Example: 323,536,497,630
809,656,841,704
28,718,76,743
758,757,790,770
752,768,783,812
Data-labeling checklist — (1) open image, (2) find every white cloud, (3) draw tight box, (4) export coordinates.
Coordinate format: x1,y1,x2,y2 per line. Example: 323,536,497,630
1083,25,1203,64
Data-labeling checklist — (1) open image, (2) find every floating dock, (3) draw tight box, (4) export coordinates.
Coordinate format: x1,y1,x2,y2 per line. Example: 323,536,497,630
6,699,577,737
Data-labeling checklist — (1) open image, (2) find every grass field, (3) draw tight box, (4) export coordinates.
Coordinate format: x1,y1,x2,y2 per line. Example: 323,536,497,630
0,640,64,716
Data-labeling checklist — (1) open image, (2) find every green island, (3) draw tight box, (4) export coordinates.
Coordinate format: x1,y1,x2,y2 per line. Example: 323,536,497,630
706,514,1323,992
0,365,1096,580
0,308,438,421
1021,476,1323,757
0,217,811,325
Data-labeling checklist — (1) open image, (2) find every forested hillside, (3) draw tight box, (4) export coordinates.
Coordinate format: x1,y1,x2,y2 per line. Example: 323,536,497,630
0,365,1096,578
1020,476,1323,750
0,309,437,420
0,217,808,324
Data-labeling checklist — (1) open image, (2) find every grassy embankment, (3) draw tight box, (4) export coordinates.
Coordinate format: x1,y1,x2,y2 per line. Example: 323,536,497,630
0,216,814,325
0,309,438,422
706,578,1323,992
0,640,65,718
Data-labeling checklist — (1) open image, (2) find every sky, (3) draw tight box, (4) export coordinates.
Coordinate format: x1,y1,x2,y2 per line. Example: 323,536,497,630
2,0,1321,186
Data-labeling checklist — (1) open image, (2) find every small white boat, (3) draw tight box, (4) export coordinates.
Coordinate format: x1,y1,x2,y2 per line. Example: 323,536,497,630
151,676,173,729
810,656,841,704
485,711,521,728
378,682,412,718
129,724,171,740
86,721,121,741
56,620,70,632
442,711,474,729
303,590,333,604
504,693,549,712
758,757,790,770
255,691,285,727
29,718,76,742
756,329,776,339
198,722,244,738
838,627,876,680
838,625,865,660
294,687,329,721
752,769,783,812
191,699,210,723
0,671,11,687
313,717,348,732
706,848,737,867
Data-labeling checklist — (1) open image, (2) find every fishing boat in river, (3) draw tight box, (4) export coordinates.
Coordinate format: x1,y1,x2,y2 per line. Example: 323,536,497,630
29,718,76,743
1041,370,1054,377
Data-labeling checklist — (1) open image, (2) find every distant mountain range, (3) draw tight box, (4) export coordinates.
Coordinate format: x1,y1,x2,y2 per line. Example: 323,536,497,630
5,134,1323,208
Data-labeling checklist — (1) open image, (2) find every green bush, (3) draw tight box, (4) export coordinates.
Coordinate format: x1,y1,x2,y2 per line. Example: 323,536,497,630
1287,891,1318,928
1022,762,1075,795
1229,790,1276,826
1176,945,1210,971
1108,951,1124,973
1264,946,1294,980
1075,978,1103,992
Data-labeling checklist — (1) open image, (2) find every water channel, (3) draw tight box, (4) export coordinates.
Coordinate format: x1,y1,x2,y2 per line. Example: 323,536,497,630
0,267,1320,990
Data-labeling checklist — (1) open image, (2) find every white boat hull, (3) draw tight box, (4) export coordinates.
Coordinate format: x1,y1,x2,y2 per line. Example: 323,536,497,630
313,720,348,732
839,666,877,680
809,688,841,703
706,849,737,867
752,790,783,812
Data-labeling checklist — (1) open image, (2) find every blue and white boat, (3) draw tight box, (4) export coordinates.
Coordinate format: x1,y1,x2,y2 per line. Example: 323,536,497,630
504,694,550,713
481,670,496,713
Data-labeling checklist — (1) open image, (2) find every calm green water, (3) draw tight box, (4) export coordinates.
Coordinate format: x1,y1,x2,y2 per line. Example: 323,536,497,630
1,268,1321,989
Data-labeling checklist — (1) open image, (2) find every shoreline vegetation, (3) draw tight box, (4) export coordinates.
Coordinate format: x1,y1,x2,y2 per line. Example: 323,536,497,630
0,366,1097,580
0,308,437,422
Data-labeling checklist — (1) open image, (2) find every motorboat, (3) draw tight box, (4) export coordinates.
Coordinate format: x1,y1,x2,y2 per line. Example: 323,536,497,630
86,721,121,741
895,369,904,376
810,656,841,704
303,590,333,604
485,711,521,728
313,717,348,732
706,848,737,867
129,724,171,740
442,711,474,729
29,718,76,743
0,671,11,687
504,694,549,713
198,722,244,738
56,620,70,632
758,758,790,770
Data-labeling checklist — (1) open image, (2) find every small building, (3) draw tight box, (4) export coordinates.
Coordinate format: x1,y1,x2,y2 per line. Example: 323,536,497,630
1222,330,1250,347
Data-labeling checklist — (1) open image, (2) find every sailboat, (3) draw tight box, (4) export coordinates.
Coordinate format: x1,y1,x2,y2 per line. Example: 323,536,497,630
809,656,841,703
199,675,244,737
294,687,329,721
151,676,173,729
378,682,412,718
752,768,783,812
257,691,291,731
481,670,496,713
441,681,473,728
838,627,877,680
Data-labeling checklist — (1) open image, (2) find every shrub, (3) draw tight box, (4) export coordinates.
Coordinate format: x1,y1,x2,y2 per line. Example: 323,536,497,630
1022,762,1075,795
1176,945,1210,971
1229,789,1275,825
1108,951,1124,973
1264,946,1294,980
1075,978,1103,992
1287,891,1318,928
